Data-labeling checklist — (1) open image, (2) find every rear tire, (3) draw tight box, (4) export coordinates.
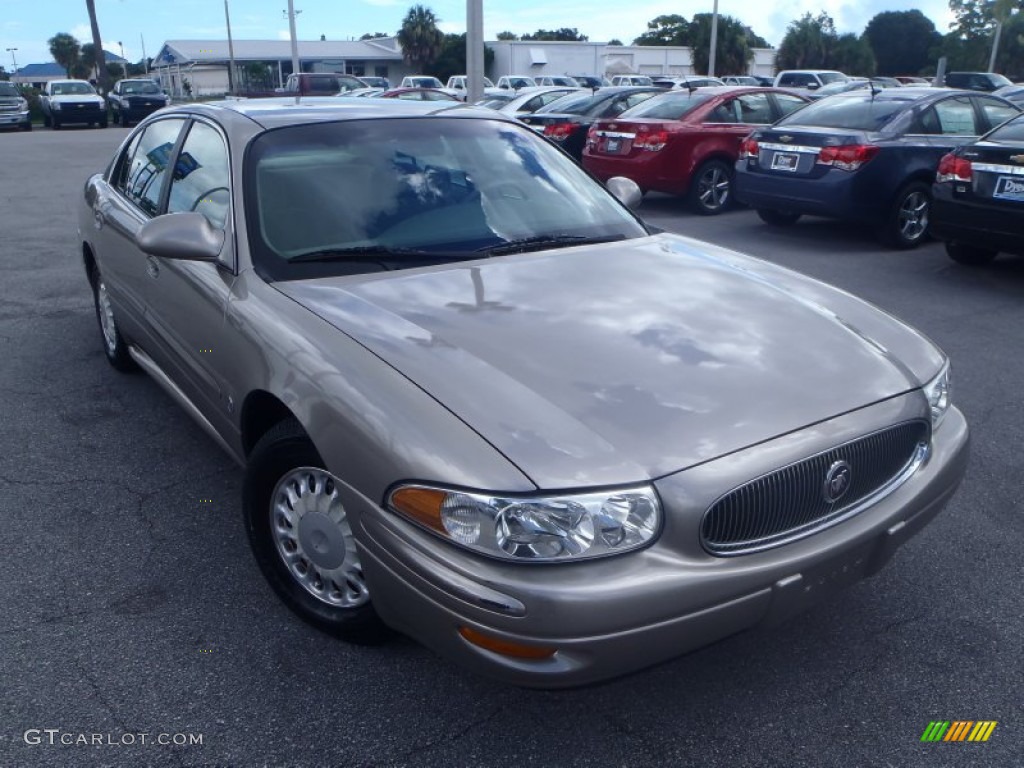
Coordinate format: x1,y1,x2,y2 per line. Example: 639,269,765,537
757,208,801,226
51,118,61,130
243,419,389,645
946,241,998,266
880,181,930,249
689,159,733,215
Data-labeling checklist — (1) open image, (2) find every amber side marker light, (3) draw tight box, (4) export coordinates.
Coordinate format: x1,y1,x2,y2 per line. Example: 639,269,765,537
458,627,557,660
390,487,448,533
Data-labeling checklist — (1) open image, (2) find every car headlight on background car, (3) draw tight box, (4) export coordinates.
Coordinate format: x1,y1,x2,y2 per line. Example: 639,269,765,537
388,484,661,561
17,98,27,110
923,361,951,428
52,101,61,110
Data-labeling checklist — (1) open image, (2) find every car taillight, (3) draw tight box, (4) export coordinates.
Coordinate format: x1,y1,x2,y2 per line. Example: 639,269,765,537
739,137,760,159
936,152,972,183
586,125,599,148
543,123,577,141
633,129,668,152
816,144,880,171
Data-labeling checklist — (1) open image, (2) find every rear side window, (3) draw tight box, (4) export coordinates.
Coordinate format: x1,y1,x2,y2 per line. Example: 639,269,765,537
115,118,187,216
773,93,808,118
733,93,773,124
976,97,1019,131
927,97,978,135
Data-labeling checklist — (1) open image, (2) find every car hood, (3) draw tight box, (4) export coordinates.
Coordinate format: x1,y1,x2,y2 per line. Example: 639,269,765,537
277,234,942,489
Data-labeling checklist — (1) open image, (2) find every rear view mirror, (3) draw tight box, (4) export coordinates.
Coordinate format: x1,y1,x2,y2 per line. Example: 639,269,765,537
136,212,223,261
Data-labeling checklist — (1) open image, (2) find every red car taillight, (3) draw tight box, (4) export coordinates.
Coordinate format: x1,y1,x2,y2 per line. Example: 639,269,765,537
543,123,577,141
739,137,759,159
936,152,972,183
816,144,879,171
633,129,668,152
586,125,599,148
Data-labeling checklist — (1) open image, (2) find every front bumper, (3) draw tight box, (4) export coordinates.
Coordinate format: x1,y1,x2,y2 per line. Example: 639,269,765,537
52,104,107,124
353,396,969,688
0,109,30,128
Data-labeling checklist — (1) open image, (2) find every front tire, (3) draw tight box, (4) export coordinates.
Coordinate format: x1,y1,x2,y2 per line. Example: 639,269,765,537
243,419,388,644
946,241,998,266
43,113,51,127
90,267,138,372
689,159,733,215
757,208,801,226
881,181,930,249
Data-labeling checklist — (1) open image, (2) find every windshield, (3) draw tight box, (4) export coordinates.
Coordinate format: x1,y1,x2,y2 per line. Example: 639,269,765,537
122,81,161,95
246,117,648,279
619,91,714,120
410,77,442,88
776,92,912,131
51,82,96,95
535,91,595,114
0,83,19,97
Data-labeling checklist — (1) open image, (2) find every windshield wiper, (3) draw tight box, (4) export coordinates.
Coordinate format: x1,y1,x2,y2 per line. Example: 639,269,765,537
475,234,627,256
288,245,445,263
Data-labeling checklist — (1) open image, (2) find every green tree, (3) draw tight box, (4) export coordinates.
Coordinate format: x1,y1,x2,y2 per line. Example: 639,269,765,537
827,33,876,75
396,5,444,73
607,39,623,46
633,14,691,46
522,28,588,42
431,33,495,81
360,32,390,40
688,14,762,75
0,66,9,81
495,31,519,40
863,11,941,75
775,12,834,70
85,0,111,91
48,32,81,77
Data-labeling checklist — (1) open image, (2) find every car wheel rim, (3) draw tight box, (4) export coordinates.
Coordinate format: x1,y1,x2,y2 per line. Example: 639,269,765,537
898,191,928,241
96,280,118,354
270,467,370,609
698,167,729,210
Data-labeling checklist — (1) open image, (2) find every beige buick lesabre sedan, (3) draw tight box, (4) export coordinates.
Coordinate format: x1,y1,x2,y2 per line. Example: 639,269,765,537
77,97,969,687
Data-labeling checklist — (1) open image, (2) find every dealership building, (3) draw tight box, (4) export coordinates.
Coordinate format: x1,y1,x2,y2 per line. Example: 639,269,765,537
148,37,778,97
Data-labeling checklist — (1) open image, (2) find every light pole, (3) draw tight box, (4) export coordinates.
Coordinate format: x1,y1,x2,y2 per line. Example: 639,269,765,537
708,0,719,78
466,0,484,103
5,47,17,77
118,41,128,80
225,0,238,94
284,3,301,80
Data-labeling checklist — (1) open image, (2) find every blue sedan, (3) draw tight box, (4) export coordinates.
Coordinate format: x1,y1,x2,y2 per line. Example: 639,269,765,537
734,88,1020,248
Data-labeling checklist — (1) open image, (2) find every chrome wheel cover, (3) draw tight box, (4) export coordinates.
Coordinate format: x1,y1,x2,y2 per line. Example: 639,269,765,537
96,279,118,354
697,166,730,210
897,191,929,242
270,467,370,609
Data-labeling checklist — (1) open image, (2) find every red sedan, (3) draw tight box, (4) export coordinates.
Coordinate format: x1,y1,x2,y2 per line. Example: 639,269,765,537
583,86,809,214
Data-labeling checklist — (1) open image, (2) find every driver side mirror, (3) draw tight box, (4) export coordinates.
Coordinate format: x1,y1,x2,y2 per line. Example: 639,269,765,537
606,177,642,210
136,212,223,261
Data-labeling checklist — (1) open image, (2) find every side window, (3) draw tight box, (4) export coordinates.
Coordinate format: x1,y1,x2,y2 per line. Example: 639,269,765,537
166,121,230,228
933,97,978,135
110,130,144,192
976,98,1018,131
119,118,187,216
735,92,773,124
708,100,739,123
773,93,807,118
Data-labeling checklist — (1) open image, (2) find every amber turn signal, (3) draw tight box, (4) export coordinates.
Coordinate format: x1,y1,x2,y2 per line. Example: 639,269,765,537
458,626,556,660
389,486,448,533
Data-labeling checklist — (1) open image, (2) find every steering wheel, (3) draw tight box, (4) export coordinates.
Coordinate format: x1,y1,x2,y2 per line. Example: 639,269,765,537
190,187,229,213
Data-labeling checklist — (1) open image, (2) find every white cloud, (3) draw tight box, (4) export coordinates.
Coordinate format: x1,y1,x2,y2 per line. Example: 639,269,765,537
277,29,292,41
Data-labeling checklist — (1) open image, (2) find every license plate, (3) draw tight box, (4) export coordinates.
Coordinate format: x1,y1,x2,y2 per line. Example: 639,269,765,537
605,138,620,153
771,152,800,172
993,175,1024,202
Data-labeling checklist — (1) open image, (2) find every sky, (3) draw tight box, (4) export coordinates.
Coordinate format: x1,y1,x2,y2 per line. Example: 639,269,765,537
2,0,958,72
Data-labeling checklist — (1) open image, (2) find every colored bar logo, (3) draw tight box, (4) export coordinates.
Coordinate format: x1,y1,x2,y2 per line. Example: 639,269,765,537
920,721,997,742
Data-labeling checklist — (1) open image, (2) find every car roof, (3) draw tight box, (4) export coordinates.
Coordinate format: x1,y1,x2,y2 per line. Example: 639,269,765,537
165,97,509,130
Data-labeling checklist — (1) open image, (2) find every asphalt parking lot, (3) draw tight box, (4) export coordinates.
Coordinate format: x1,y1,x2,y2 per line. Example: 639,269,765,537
1,125,1021,768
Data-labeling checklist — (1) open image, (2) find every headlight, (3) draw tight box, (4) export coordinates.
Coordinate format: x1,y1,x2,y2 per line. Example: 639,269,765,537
52,101,61,110
17,98,27,110
388,484,661,561
923,360,951,428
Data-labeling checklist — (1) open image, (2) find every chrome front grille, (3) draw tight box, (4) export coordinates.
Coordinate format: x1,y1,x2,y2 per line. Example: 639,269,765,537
701,420,930,556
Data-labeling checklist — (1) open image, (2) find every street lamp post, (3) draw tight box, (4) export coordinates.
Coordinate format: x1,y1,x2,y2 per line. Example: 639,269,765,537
5,47,17,77
286,1,301,79
466,0,484,104
708,0,719,78
225,0,238,94
118,41,128,80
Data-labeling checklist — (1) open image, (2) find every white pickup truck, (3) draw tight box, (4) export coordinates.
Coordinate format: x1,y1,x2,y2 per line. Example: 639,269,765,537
40,79,107,129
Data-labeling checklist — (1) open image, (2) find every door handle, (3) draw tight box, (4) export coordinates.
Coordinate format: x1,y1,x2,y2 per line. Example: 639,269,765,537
147,257,159,279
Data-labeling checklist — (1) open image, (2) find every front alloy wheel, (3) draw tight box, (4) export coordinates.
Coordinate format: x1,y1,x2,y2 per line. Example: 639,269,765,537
883,181,930,249
689,159,733,215
243,419,387,643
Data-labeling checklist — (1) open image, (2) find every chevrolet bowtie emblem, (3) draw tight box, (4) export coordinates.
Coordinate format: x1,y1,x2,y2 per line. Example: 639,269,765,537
1010,154,1024,164
779,135,793,143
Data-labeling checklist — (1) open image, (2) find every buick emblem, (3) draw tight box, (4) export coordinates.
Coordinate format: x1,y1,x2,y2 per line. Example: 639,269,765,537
823,460,851,504
1010,154,1024,164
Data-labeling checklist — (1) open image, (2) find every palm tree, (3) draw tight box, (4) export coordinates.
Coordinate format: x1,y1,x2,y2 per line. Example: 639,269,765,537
397,5,444,73
85,0,111,92
48,33,81,77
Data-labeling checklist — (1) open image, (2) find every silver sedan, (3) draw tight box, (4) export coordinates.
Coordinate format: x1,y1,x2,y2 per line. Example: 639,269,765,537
77,97,969,687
